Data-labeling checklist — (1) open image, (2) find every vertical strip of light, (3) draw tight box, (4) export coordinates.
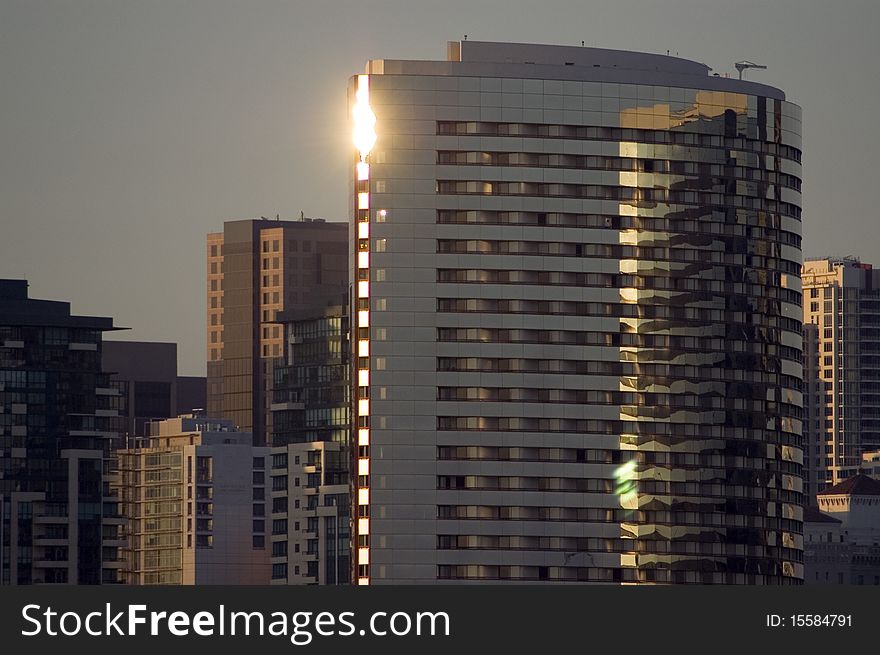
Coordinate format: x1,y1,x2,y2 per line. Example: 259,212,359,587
352,73,376,586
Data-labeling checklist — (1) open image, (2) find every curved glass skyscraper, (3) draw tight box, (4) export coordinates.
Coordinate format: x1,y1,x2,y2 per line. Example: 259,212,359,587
350,41,803,584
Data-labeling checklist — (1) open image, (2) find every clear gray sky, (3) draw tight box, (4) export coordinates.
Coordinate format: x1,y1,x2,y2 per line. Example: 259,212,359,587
1,0,877,374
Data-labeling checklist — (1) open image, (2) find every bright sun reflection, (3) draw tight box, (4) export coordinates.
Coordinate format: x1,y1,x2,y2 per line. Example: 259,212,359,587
352,74,376,161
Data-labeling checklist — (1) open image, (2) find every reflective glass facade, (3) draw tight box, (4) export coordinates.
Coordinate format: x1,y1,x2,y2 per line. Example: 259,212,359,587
351,42,803,584
0,279,123,585
269,306,352,585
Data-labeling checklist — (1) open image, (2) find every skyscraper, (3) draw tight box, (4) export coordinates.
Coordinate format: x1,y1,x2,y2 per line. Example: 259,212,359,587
350,41,804,584
0,279,124,584
802,257,880,499
206,218,347,445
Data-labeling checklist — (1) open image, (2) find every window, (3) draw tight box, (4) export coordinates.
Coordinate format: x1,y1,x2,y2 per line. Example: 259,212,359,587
253,535,265,549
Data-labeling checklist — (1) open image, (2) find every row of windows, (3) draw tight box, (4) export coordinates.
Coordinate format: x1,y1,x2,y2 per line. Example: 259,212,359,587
436,121,803,163
437,180,800,218
437,416,802,442
437,535,792,555
436,211,802,248
437,269,795,299
438,445,788,467
436,566,796,583
437,151,802,191
437,506,802,533
436,298,803,327
437,387,794,412
436,239,801,276
437,475,793,497
0,326,102,345
437,325,804,349
379,358,802,395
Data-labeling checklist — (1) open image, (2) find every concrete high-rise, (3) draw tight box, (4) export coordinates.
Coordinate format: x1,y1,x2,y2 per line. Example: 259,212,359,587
206,218,347,446
114,413,271,585
802,257,880,499
0,279,125,584
349,41,804,584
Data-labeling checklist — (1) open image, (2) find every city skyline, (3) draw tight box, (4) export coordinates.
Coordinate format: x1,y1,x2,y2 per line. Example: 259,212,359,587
2,0,879,375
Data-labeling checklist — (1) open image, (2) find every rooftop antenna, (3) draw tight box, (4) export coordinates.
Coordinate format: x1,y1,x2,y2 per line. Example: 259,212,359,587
300,210,305,220
735,60,767,80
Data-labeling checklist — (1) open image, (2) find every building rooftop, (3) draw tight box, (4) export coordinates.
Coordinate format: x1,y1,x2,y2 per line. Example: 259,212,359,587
819,474,880,497
365,40,787,101
803,506,842,524
0,278,120,331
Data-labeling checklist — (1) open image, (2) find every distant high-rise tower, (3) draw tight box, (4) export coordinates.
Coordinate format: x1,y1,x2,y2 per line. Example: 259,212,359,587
349,41,804,585
0,280,124,585
269,303,351,585
802,257,880,499
206,218,347,446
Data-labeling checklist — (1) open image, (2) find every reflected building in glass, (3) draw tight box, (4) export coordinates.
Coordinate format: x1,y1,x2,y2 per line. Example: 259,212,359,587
350,41,803,584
